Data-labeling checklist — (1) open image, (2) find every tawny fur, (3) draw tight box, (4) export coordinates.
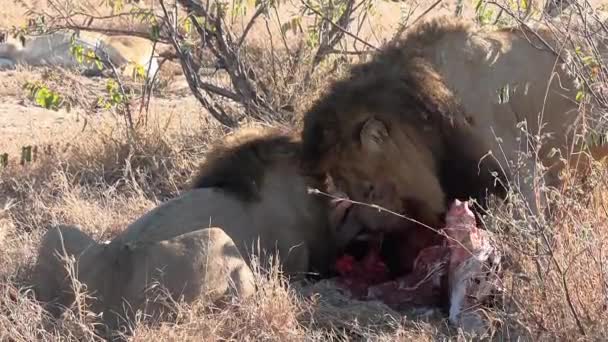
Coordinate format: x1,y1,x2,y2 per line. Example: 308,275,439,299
32,225,103,316
190,126,305,201
111,126,339,279
33,225,255,332
302,16,602,231
32,126,345,332
0,30,161,78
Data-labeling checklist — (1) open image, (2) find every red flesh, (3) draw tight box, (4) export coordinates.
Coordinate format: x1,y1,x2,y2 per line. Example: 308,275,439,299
333,199,487,310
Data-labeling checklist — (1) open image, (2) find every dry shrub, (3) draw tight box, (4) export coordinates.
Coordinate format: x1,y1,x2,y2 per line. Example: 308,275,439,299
485,158,608,340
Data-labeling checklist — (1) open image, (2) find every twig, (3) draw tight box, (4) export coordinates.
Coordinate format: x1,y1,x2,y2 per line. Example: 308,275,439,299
271,4,293,56
300,0,378,51
487,2,560,55
97,49,135,132
237,2,268,48
179,0,275,116
392,0,443,40
159,0,237,128
485,1,604,108
308,187,492,255
410,0,444,28
139,40,164,126
68,10,153,22
37,24,171,43
327,48,374,56
540,230,587,335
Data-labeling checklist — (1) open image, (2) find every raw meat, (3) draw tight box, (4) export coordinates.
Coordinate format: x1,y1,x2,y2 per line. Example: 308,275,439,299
333,199,502,334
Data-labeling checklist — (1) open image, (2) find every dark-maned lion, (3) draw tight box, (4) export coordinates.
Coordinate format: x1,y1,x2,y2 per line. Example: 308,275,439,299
33,126,356,332
301,16,594,272
109,126,342,279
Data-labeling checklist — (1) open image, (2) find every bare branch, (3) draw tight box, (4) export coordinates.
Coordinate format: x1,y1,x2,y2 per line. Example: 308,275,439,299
97,49,135,132
300,0,378,52
237,2,268,48
38,24,171,43
178,0,274,116
393,0,443,40
159,0,237,128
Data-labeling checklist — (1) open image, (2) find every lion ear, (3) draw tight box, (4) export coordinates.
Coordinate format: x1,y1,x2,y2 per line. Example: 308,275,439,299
360,118,388,152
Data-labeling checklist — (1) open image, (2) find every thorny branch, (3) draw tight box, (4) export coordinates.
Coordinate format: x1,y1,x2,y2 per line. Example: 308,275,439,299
175,0,276,119
159,0,237,128
300,0,379,66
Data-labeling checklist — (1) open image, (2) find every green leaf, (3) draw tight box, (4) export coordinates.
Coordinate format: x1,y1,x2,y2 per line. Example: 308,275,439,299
132,63,146,79
150,24,161,41
576,90,585,102
35,87,50,107
183,17,192,34
281,16,303,35
520,0,529,10
306,29,319,48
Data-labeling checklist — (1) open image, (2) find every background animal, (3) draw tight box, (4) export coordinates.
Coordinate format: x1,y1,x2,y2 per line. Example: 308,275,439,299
300,16,598,273
0,30,160,78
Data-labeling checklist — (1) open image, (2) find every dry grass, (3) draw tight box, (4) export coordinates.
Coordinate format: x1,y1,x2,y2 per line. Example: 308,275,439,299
2,0,608,340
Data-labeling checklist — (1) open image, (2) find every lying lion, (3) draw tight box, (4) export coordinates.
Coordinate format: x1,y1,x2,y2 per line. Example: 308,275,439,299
0,30,161,78
32,126,358,332
34,224,255,332
109,126,349,278
301,16,605,273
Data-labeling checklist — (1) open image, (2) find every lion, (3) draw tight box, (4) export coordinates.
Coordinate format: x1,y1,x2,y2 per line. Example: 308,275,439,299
33,225,255,332
108,126,346,279
0,30,161,78
300,16,597,273
33,126,357,331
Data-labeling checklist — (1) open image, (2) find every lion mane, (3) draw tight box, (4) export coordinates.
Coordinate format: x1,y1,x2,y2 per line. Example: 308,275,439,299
302,18,509,215
190,126,313,201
